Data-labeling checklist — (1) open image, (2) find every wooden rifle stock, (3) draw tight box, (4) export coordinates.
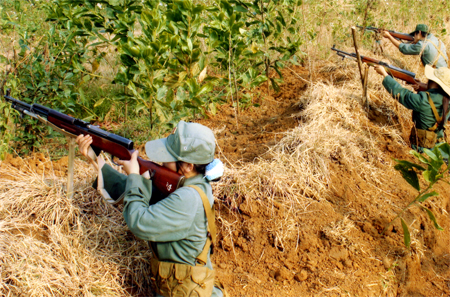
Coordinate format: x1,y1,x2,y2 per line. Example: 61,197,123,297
47,113,185,196
357,56,427,91
387,30,414,42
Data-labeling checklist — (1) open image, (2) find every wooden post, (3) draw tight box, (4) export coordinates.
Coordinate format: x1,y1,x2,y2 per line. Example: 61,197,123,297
67,137,75,199
351,27,365,88
363,66,370,109
352,26,370,109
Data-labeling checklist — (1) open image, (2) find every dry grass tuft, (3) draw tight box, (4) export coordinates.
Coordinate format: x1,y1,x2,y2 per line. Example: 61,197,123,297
0,158,152,296
322,216,356,246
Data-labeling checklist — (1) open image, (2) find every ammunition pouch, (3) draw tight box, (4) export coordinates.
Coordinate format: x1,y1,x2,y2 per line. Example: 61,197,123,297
410,128,437,149
150,257,215,297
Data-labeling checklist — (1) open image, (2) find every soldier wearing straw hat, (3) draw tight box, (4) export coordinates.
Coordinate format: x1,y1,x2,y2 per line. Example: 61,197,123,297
374,64,450,154
76,121,225,297
383,24,448,69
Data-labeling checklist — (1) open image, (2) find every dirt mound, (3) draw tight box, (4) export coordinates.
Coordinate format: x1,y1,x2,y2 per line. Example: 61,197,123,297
198,65,309,164
2,152,69,178
207,65,449,296
1,64,449,297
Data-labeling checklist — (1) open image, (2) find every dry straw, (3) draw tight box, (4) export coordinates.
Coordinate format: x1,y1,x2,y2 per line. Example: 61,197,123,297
0,158,153,296
212,43,432,250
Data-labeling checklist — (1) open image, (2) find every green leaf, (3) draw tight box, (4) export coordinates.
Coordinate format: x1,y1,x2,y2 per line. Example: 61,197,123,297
270,77,280,92
423,168,438,184
277,11,286,27
221,0,233,17
394,159,426,171
234,5,248,13
79,87,86,105
394,165,420,191
400,218,411,248
94,98,105,108
209,30,218,46
420,206,444,231
120,54,136,66
423,148,439,162
417,191,438,202
197,83,214,96
209,102,217,115
250,75,268,88
410,150,431,165
84,19,92,31
436,142,450,159
187,38,193,53
423,148,444,171
156,86,167,101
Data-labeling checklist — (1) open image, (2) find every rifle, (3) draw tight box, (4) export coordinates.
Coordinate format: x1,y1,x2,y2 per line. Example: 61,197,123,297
3,89,185,197
357,26,414,42
331,46,427,91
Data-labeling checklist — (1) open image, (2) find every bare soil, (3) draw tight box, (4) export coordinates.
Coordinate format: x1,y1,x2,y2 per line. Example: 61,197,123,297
199,65,450,296
2,64,449,296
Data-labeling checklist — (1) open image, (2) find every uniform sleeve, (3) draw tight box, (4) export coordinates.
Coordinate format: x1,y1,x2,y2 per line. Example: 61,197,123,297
122,175,200,242
399,41,423,55
382,76,424,111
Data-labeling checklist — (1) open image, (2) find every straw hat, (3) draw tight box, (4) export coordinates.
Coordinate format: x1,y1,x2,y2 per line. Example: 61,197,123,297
425,65,450,96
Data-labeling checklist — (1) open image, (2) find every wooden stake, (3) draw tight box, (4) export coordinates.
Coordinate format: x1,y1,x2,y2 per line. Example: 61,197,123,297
352,26,370,109
351,27,365,88
363,66,370,109
67,136,75,199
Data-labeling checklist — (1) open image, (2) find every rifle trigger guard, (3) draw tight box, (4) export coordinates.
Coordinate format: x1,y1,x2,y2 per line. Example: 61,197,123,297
110,154,121,166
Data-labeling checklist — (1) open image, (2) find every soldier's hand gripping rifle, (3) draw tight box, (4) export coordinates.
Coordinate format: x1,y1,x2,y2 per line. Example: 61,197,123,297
3,89,185,197
357,26,414,42
331,46,427,91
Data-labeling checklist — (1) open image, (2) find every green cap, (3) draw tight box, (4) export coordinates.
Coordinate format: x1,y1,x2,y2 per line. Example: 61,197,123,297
410,24,429,35
145,121,215,164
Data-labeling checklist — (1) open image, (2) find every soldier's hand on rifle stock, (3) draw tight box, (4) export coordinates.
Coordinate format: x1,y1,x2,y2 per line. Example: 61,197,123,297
374,65,389,77
117,150,140,175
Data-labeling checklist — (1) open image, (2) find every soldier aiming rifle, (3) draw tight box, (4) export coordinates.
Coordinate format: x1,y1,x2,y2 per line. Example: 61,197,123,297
382,24,448,68
374,64,450,153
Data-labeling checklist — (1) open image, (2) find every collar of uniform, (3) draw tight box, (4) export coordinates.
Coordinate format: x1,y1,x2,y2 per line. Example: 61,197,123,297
182,174,208,187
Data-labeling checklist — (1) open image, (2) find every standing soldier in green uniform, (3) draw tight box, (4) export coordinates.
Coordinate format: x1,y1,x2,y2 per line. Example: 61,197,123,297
76,121,225,297
383,24,448,68
374,64,450,154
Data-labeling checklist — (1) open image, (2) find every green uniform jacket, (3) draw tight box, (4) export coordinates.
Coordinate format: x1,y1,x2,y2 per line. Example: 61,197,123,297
382,75,449,139
119,171,222,297
399,33,448,68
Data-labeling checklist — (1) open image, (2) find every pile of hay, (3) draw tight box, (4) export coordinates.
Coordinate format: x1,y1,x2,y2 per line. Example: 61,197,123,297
0,158,152,296
213,58,412,248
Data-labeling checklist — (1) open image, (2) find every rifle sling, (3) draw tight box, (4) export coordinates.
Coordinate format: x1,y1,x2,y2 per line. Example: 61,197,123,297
427,39,448,67
426,92,449,131
186,185,216,266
